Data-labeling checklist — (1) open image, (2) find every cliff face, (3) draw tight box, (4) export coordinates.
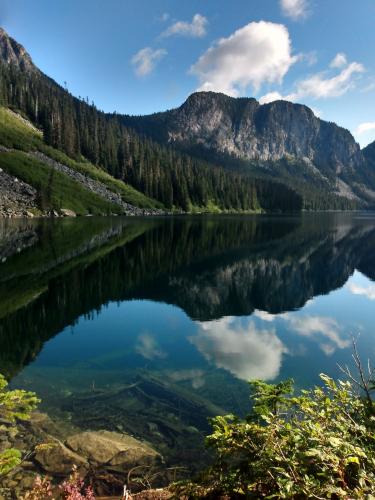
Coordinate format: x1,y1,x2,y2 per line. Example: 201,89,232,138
0,28,35,72
163,92,361,172
125,92,375,204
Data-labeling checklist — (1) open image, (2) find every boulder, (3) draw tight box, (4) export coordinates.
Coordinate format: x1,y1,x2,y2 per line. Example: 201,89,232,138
35,439,88,475
65,430,161,471
28,411,59,436
60,208,77,217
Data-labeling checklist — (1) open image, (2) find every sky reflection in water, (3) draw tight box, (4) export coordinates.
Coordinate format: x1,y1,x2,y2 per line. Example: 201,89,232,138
1,214,375,422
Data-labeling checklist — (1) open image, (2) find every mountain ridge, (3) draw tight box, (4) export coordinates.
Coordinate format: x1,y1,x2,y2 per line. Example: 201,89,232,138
125,90,362,167
122,91,375,206
0,26,374,212
0,26,304,214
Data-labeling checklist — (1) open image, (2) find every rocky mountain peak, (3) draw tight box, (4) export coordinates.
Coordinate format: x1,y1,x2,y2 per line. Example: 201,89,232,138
146,91,361,171
121,90,371,204
0,27,35,72
179,91,259,121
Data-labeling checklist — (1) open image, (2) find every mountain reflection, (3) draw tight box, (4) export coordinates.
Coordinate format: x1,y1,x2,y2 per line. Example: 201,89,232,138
0,213,375,379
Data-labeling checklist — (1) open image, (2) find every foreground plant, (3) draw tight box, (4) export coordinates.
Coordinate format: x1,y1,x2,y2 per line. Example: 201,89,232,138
177,375,375,499
22,468,95,500
22,476,53,499
0,373,40,476
59,466,95,500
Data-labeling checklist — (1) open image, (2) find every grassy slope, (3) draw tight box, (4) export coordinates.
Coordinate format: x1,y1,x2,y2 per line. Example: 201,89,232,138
0,107,162,211
0,107,44,150
0,151,121,215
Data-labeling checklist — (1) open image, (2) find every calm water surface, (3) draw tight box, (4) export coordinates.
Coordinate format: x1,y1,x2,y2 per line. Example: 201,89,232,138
1,214,375,466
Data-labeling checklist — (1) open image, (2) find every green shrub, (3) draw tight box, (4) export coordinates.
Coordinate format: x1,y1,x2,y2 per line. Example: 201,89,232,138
181,375,375,498
0,374,40,476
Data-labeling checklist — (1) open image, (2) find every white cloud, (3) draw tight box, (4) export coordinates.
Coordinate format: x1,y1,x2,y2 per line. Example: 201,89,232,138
301,51,318,66
131,47,167,77
259,93,321,117
347,282,375,301
190,317,287,381
259,58,365,104
310,107,322,118
280,0,309,20
330,52,348,69
259,91,284,104
355,122,375,136
135,332,167,360
190,21,297,97
289,61,365,100
161,13,208,38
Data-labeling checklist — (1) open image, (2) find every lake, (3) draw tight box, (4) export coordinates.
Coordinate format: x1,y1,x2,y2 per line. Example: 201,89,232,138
1,213,375,469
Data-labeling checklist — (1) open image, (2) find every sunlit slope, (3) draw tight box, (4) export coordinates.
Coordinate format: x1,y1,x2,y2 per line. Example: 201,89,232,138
0,107,163,214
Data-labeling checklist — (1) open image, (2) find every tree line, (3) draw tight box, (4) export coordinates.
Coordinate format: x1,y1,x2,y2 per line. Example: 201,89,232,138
0,61,302,212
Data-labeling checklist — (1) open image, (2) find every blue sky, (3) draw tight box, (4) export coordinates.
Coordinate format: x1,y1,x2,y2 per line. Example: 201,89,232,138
1,0,375,146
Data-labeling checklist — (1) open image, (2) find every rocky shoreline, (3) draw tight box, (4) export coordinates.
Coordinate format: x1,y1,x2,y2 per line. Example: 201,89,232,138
0,170,38,218
0,412,175,499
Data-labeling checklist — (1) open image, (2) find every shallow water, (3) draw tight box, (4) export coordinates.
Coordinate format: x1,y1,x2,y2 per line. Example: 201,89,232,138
1,214,375,466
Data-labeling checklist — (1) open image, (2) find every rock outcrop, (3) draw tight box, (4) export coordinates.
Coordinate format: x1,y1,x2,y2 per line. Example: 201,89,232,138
124,91,375,203
0,28,35,72
126,92,362,172
0,165,38,217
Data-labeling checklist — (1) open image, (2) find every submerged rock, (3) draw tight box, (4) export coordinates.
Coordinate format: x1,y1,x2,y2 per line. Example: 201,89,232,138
33,427,161,479
0,411,164,497
35,440,88,476
65,430,161,470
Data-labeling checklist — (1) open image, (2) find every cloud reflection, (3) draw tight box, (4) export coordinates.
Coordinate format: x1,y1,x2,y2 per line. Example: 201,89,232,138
135,332,167,360
255,310,350,355
167,369,206,389
347,282,375,301
190,317,287,381
283,314,350,355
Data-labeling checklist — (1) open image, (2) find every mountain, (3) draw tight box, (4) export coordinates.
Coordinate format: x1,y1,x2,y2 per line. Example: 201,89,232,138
361,140,375,190
124,91,375,208
1,27,375,213
0,27,35,72
0,28,302,215
125,91,359,169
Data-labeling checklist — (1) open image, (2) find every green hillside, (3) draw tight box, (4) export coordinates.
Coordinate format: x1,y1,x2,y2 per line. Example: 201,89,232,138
0,50,303,213
0,107,163,214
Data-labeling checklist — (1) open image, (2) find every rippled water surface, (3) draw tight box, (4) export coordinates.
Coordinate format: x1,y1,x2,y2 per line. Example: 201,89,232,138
1,214,375,466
